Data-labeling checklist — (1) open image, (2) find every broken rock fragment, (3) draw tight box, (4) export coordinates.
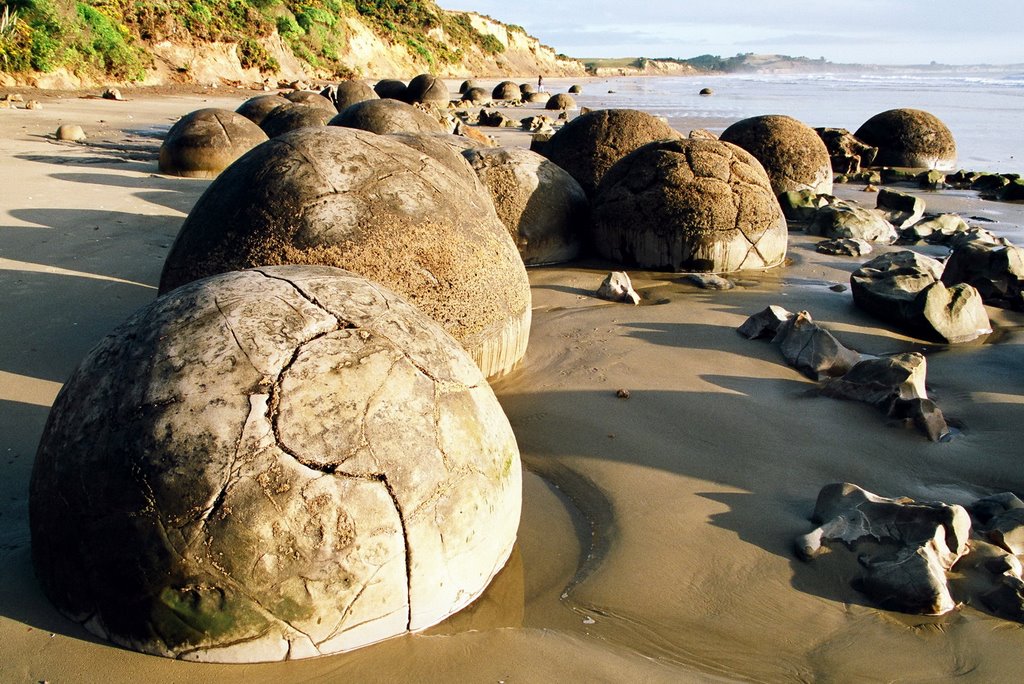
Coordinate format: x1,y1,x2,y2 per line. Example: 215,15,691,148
597,271,641,305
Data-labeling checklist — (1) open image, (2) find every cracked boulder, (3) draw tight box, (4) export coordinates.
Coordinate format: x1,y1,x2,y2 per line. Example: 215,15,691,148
591,138,788,272
719,114,833,196
280,90,337,114
540,108,682,197
159,126,530,380
796,482,971,615
329,98,447,135
854,108,958,171
403,74,450,105
462,146,587,265
158,109,268,179
851,250,991,343
30,266,522,662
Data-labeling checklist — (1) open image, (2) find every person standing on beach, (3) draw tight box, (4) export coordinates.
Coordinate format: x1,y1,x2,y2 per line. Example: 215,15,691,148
538,75,545,92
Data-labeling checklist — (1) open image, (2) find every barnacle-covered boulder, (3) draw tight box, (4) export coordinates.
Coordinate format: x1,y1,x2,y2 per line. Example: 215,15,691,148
30,266,522,662
159,126,530,379
592,138,788,272
719,114,833,196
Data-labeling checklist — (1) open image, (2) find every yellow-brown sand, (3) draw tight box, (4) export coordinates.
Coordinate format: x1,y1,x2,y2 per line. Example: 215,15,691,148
2,84,1023,682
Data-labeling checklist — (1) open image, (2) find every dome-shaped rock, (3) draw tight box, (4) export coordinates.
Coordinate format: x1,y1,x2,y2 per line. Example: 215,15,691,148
30,265,522,662
159,108,268,179
404,74,450,104
545,93,577,111
519,83,536,95
280,89,337,114
492,81,521,101
259,103,331,138
235,94,290,125
463,146,587,265
720,114,833,196
320,80,378,112
374,79,407,100
541,108,681,197
330,98,447,135
592,138,788,272
523,92,547,104
568,84,582,94
461,87,490,104
159,126,530,379
854,108,958,170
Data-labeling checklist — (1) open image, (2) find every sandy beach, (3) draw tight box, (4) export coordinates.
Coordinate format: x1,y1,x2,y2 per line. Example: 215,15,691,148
2,80,1024,682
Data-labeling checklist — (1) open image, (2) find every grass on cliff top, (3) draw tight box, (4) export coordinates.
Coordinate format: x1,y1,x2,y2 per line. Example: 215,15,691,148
0,0,508,81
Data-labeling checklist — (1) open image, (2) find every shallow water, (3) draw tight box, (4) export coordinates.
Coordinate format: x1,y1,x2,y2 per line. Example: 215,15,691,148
572,69,1024,174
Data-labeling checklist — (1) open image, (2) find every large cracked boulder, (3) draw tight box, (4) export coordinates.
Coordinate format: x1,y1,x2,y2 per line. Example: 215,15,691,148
540,109,681,197
330,98,447,135
854,108,958,170
592,138,788,272
159,126,530,379
385,132,482,191
158,109,268,179
850,251,991,343
491,81,521,101
30,266,522,662
462,146,587,265
719,114,833,196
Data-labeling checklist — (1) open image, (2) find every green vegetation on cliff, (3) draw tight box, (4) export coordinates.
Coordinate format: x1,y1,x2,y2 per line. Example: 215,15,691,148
0,0,508,81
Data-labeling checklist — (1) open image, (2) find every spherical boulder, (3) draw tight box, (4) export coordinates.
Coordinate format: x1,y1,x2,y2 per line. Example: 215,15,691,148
545,93,576,111
374,78,407,100
492,81,521,101
404,73,449,104
719,114,833,196
320,80,378,112
592,138,788,272
519,83,536,95
386,132,483,190
541,108,681,197
55,124,86,141
523,92,548,104
568,84,582,94
854,108,958,170
463,146,586,265
461,87,490,105
459,79,480,94
159,126,530,379
30,265,522,662
158,108,268,179
330,98,447,135
258,103,331,138
235,94,290,125
280,89,337,114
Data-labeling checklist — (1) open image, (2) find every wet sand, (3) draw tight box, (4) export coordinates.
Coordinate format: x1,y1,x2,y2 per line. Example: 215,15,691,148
2,81,1024,682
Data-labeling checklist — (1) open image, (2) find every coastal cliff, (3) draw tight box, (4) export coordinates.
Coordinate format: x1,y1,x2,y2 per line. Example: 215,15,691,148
0,1,585,88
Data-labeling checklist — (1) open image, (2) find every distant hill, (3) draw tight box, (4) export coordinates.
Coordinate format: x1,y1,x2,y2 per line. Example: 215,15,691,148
0,0,584,88
584,53,873,76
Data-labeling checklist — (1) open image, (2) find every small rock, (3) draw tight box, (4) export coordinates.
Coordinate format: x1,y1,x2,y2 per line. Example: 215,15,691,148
55,124,86,142
596,271,641,305
829,284,848,292
864,184,878,193
737,305,794,340
821,352,927,407
101,87,123,101
941,241,1024,310
969,493,1024,528
688,128,717,140
615,388,630,399
816,238,872,257
807,200,897,243
987,509,1024,555
699,87,713,96
778,189,833,224
889,396,950,442
25,99,42,110
687,273,734,290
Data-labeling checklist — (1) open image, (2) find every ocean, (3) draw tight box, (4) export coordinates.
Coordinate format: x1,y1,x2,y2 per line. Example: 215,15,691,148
574,69,1024,175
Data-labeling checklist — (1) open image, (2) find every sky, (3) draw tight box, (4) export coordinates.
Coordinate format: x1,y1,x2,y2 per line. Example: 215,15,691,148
437,1,1024,66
